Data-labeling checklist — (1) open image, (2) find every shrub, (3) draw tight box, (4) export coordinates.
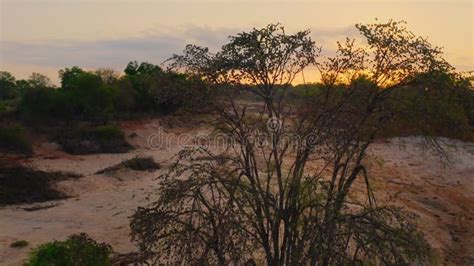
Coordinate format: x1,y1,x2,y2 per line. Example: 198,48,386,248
379,71,474,140
0,162,81,206
0,71,18,100
56,125,132,155
10,240,28,248
90,125,125,141
96,156,160,174
124,61,212,114
18,86,61,123
65,72,115,121
0,101,6,114
0,125,32,155
25,233,112,266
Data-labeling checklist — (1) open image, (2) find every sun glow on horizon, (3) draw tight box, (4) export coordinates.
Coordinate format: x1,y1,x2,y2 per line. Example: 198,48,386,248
0,0,472,84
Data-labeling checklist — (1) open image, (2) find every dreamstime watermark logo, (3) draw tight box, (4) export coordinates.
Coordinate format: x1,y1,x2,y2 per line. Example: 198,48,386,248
146,119,319,151
267,117,281,132
305,132,318,148
146,127,233,151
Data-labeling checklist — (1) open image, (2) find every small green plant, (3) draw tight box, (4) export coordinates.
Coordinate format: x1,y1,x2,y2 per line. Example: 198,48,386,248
0,125,33,155
10,240,28,248
25,233,112,266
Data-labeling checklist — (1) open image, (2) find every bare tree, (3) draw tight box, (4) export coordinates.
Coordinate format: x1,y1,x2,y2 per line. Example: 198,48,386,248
131,21,450,265
95,68,120,85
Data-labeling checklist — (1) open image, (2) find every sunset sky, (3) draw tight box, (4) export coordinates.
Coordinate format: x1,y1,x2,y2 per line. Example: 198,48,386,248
1,0,473,84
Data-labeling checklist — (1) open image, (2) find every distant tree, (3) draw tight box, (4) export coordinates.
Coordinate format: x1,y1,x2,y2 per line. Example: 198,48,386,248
95,68,120,85
0,71,18,100
28,73,52,88
58,66,85,90
15,79,31,93
20,68,116,122
386,70,474,138
148,71,210,114
110,77,137,115
124,61,162,76
0,71,15,84
18,85,56,122
123,61,166,112
64,71,114,120
466,71,474,86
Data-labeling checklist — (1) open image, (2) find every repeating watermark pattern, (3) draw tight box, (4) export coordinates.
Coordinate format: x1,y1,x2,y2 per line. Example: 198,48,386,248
147,118,319,151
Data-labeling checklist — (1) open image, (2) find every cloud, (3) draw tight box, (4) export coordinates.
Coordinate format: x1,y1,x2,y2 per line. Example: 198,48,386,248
6,23,470,84
1,25,361,72
0,25,238,72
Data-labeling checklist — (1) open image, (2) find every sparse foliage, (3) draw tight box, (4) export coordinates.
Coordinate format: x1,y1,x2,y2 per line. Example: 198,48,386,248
0,124,32,155
95,68,120,85
28,72,53,88
170,23,319,117
130,21,450,265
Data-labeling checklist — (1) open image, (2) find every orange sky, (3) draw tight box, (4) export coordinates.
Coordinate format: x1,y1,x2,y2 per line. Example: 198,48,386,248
0,0,472,84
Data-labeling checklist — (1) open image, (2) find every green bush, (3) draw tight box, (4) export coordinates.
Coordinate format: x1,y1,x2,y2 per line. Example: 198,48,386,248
25,233,112,266
0,125,32,155
56,125,132,155
18,87,56,123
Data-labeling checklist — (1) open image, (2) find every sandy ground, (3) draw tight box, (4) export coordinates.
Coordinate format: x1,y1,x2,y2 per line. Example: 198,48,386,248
366,137,474,265
0,120,473,265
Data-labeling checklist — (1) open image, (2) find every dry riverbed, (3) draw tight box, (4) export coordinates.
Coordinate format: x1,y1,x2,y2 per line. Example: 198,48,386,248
1,120,473,265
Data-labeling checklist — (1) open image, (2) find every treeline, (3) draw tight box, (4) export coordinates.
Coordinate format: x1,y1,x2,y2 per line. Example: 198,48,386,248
0,61,211,124
234,71,474,140
290,72,474,140
0,63,473,141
